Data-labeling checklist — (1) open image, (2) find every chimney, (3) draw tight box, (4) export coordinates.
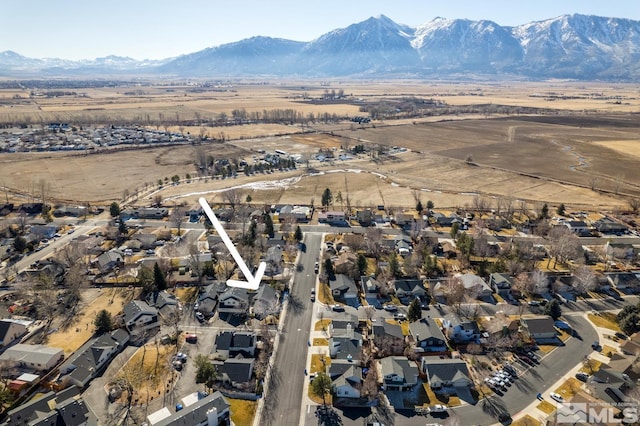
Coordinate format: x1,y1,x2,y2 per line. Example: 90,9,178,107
206,407,218,426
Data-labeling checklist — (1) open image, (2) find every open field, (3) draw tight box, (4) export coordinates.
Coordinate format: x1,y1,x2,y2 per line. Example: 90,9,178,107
1,81,639,209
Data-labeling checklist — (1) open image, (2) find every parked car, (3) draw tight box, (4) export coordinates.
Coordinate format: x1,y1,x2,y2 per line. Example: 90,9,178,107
175,353,187,363
383,305,398,312
393,313,406,321
185,333,198,343
591,341,600,350
497,412,512,423
528,300,540,306
195,312,205,322
314,262,319,274
550,392,564,403
331,305,345,312
310,294,315,302
575,372,589,382
428,404,447,413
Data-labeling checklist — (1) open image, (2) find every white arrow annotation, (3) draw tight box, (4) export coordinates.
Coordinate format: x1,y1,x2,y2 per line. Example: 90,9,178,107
199,197,266,290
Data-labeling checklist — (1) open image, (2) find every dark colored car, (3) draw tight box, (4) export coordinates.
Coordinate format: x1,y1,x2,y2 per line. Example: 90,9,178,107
575,372,589,382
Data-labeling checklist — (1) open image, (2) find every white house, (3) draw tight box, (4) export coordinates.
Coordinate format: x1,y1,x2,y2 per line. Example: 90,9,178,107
0,319,28,348
0,343,64,372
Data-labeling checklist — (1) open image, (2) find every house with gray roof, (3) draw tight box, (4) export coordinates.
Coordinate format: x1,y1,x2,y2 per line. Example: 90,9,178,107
197,281,226,317
251,284,280,319
58,329,129,389
329,361,363,400
146,291,179,319
393,279,427,304
216,355,254,387
330,332,362,362
421,357,475,403
329,274,359,307
360,275,383,308
149,391,230,426
217,287,250,316
2,386,94,426
123,300,159,339
380,356,419,391
408,318,447,353
0,343,64,372
442,314,481,343
521,317,557,342
94,250,123,272
0,319,28,348
212,331,256,360
606,271,640,294
457,273,493,300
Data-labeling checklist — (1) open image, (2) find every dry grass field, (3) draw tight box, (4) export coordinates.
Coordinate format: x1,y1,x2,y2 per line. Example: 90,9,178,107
1,80,639,210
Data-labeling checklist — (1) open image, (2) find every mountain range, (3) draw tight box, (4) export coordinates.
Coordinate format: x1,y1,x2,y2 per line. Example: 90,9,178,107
2,14,640,81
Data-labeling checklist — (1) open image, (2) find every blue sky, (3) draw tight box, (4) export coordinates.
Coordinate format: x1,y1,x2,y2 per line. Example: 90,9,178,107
3,0,640,60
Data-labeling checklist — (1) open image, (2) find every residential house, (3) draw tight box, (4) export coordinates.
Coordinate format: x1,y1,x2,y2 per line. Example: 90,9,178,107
393,213,414,229
330,317,359,338
18,203,43,214
606,272,640,294
277,205,311,222
360,275,383,308
134,233,158,249
586,355,637,406
489,273,514,298
94,250,123,272
408,318,448,353
442,314,481,344
146,291,179,319
58,329,129,388
329,326,362,362
251,284,280,319
393,279,427,304
421,357,474,403
148,391,230,426
372,322,405,356
0,344,64,372
217,287,250,316
30,224,58,240
395,238,413,257
121,207,168,220
2,386,93,426
318,211,347,225
432,212,461,227
521,317,557,342
123,300,159,339
0,319,28,348
565,220,590,235
594,217,628,235
334,251,357,276
330,361,363,400
457,273,493,300
329,274,359,307
216,355,254,387
212,331,256,360
53,206,88,217
605,242,640,262
619,332,640,356
380,356,419,391
197,281,226,317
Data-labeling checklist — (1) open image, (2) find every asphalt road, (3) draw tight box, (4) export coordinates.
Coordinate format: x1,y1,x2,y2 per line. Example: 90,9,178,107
262,232,321,426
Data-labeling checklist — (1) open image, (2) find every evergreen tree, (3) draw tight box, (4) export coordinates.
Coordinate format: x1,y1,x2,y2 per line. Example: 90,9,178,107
109,202,121,217
408,297,422,322
450,222,460,239
264,214,274,238
416,200,423,214
94,309,113,335
13,236,26,253
389,252,401,278
426,200,434,210
544,299,562,320
556,203,566,216
357,254,368,277
324,258,335,280
153,262,167,291
294,225,303,242
310,372,332,407
321,188,333,208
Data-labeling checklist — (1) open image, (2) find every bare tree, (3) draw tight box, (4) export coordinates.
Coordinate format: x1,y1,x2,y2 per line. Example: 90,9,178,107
572,264,598,295
443,276,466,314
170,204,188,237
223,188,241,213
629,198,640,214
588,174,600,192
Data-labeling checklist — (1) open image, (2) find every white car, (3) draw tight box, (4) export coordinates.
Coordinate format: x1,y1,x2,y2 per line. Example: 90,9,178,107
550,392,564,403
383,305,398,312
428,404,447,413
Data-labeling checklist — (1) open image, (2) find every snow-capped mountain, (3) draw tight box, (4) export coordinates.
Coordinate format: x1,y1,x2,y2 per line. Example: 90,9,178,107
3,14,640,80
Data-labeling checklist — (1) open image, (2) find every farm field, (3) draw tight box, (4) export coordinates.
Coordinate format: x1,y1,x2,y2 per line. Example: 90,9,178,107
0,80,639,210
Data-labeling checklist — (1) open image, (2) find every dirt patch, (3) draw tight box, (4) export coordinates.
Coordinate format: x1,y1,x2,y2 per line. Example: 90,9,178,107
44,288,133,354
